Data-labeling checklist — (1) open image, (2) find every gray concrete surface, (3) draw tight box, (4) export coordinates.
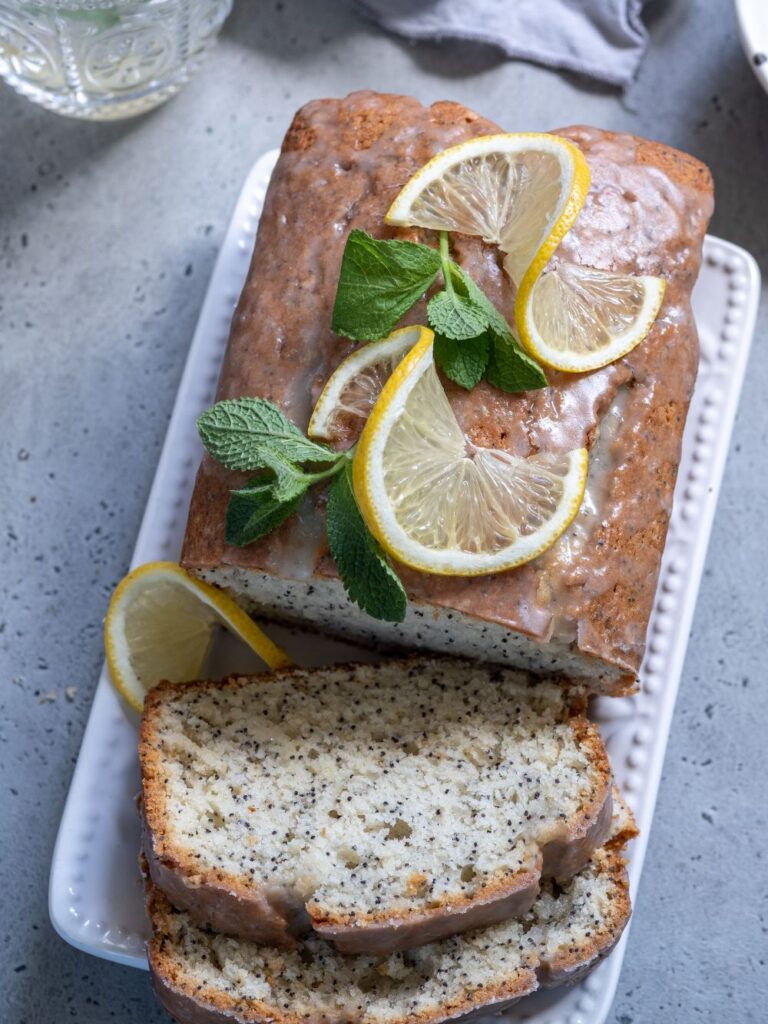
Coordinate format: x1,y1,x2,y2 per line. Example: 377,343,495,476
1,0,767,1021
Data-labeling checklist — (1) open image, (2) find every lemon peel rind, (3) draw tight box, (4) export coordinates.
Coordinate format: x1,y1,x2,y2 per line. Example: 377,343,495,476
352,329,435,555
353,340,589,577
308,326,427,441
507,142,591,288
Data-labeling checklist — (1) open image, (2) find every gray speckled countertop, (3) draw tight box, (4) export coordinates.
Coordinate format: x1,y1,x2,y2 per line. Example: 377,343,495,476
2,1,767,1021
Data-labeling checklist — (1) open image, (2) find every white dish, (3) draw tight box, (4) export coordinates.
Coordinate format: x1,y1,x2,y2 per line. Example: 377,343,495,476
49,150,760,1024
734,0,768,96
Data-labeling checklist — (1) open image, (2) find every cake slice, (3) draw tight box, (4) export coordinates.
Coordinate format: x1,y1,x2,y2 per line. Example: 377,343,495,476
146,799,637,1024
140,657,613,955
181,90,714,695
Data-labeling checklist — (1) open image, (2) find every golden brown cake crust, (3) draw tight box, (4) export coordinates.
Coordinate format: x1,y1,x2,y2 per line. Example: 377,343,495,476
181,91,714,689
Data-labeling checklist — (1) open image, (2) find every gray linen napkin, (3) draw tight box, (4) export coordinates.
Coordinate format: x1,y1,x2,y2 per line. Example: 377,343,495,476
356,0,649,86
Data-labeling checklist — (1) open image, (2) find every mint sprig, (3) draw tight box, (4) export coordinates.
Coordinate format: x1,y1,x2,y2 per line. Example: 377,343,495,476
429,230,489,343
326,463,407,622
197,399,407,622
226,478,304,547
331,230,547,393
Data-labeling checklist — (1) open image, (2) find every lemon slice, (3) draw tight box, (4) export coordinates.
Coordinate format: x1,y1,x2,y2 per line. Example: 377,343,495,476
353,332,588,576
517,263,666,373
308,326,427,443
386,133,665,375
385,133,591,287
104,561,291,711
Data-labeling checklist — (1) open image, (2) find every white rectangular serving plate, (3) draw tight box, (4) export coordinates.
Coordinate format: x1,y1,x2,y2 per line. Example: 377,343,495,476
49,151,760,1024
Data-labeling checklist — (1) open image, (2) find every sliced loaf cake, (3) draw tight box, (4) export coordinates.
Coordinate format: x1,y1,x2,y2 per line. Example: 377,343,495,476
146,798,636,1024
140,657,612,954
182,92,714,694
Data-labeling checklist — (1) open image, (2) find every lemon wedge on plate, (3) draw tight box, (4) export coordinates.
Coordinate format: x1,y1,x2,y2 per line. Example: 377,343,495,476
104,561,291,711
385,132,590,287
517,263,666,373
308,325,426,443
353,330,588,576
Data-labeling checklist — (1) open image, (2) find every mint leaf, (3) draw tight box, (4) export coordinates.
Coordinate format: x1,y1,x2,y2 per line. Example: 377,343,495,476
447,263,513,341
427,289,488,340
226,479,304,547
251,452,321,500
446,264,547,392
326,463,407,622
197,398,335,471
434,332,491,390
485,333,548,392
332,230,441,341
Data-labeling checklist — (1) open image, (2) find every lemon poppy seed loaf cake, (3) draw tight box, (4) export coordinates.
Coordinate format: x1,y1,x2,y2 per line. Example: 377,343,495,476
140,657,613,954
181,91,714,694
145,799,637,1024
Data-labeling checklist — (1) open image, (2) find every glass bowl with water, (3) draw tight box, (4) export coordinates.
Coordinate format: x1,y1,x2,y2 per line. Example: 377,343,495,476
0,0,233,119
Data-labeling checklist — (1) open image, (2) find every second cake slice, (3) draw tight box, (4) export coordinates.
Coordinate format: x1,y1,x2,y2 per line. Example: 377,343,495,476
140,656,612,954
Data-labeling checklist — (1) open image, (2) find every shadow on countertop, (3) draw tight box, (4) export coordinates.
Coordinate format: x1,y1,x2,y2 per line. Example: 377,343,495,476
0,89,147,215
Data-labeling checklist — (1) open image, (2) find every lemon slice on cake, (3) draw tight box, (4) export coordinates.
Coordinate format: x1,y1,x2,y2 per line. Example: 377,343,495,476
516,263,666,373
105,561,291,711
353,330,588,576
385,133,590,287
308,326,426,443
386,133,665,374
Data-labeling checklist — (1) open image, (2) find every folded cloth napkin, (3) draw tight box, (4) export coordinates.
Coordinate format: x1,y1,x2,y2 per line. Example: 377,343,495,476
356,0,649,86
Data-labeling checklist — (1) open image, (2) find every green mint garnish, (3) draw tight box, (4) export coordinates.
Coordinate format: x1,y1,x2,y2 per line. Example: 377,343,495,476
331,230,441,341
226,478,305,547
445,262,547,391
332,230,547,393
326,462,407,623
485,332,548,393
197,399,405,622
197,398,335,470
427,234,488,342
427,290,488,341
433,332,491,391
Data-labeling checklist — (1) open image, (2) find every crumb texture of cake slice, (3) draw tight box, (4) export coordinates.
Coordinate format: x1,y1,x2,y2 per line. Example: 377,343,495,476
141,657,613,954
146,828,633,1024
